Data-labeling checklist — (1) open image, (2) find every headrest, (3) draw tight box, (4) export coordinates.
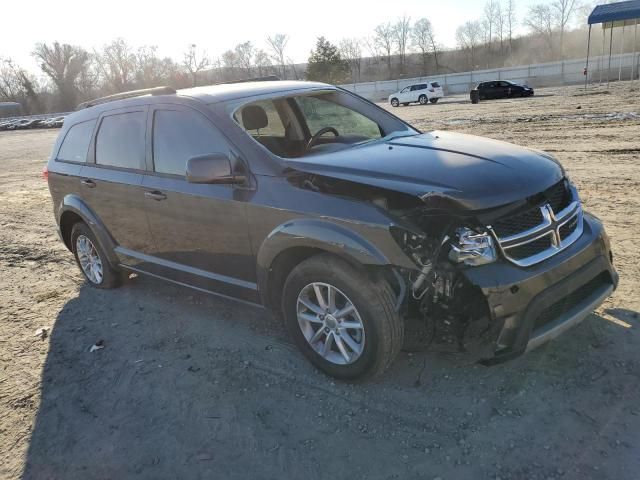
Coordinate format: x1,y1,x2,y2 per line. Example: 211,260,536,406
241,105,268,130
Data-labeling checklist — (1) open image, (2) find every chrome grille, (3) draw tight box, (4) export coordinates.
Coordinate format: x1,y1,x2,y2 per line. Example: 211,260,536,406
490,182,584,267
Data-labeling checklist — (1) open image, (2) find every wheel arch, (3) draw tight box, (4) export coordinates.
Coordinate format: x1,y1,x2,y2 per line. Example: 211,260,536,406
256,219,393,314
57,194,120,268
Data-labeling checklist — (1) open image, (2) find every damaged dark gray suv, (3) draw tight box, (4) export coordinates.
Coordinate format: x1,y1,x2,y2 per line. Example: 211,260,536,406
46,80,618,379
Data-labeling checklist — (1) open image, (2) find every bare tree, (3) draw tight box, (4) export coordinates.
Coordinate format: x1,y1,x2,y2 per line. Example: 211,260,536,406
235,42,255,77
0,59,25,100
266,34,289,79
484,0,499,46
32,42,89,110
495,2,507,57
339,38,362,82
506,0,517,51
411,18,439,75
456,21,483,69
552,0,577,57
95,38,136,92
524,4,554,53
393,16,411,74
221,50,239,80
253,49,271,77
183,44,210,87
135,46,178,88
76,55,100,98
0,58,41,113
374,23,395,78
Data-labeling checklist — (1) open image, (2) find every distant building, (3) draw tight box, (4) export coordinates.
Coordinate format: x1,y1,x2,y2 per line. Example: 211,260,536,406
0,102,22,118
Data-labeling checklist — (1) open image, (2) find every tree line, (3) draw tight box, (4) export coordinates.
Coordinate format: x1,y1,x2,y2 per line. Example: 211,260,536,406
0,0,611,114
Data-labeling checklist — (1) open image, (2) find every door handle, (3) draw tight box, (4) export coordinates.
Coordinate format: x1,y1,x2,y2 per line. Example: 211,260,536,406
80,179,96,188
144,190,167,201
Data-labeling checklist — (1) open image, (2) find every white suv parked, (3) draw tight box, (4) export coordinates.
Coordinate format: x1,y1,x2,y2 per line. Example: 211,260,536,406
388,82,444,107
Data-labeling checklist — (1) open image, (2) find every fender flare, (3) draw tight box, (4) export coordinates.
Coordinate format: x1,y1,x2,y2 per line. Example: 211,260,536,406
57,194,120,269
255,218,392,309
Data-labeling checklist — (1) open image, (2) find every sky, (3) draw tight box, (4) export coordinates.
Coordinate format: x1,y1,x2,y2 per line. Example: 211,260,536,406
3,0,542,73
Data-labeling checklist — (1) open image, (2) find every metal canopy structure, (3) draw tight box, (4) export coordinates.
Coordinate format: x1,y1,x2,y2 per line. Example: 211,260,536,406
585,0,640,88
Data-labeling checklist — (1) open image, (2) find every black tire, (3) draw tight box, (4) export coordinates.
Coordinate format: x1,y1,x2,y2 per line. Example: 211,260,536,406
429,98,439,104
390,98,399,107
418,94,428,105
282,254,403,380
71,222,122,289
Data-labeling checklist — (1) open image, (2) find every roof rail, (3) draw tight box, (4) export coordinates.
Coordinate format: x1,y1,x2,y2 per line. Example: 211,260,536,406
216,75,281,85
76,86,176,110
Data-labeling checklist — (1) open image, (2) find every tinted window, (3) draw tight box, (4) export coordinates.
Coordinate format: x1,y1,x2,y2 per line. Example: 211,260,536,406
57,119,96,162
95,112,145,169
153,109,230,176
431,82,441,88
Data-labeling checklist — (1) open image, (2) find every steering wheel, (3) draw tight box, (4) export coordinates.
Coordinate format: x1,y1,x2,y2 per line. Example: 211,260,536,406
306,127,340,150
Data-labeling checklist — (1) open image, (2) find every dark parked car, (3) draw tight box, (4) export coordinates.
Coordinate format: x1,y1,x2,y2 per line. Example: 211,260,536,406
473,80,534,100
46,81,617,380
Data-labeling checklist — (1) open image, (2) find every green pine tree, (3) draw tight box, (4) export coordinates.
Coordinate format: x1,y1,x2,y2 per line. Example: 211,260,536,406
306,37,349,84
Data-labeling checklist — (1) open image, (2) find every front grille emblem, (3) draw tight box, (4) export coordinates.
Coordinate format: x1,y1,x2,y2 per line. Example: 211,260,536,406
491,200,583,267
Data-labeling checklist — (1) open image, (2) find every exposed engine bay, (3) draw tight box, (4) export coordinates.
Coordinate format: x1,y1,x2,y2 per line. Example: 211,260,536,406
290,172,498,353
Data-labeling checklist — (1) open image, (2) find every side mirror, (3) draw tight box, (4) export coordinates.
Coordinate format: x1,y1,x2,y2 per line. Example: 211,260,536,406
186,153,246,185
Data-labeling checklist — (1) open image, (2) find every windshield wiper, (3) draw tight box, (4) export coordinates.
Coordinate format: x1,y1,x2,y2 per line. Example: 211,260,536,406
353,131,417,147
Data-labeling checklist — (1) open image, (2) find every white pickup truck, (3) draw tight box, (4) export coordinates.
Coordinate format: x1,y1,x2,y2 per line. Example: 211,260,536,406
388,82,444,107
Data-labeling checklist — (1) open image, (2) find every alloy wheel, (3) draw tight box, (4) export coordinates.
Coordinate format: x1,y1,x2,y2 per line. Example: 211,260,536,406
76,234,103,284
296,282,365,365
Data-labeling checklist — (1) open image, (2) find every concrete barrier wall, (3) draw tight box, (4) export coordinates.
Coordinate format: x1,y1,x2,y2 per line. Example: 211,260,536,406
339,53,640,100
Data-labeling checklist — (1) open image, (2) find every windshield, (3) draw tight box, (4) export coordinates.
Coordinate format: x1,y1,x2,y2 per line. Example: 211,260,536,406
232,90,415,158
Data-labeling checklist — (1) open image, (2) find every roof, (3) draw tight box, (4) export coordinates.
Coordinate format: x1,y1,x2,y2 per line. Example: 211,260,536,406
588,0,640,24
178,80,333,103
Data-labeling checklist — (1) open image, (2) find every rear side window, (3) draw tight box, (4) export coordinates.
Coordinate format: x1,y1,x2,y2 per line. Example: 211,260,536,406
153,109,230,176
431,82,441,88
57,119,96,162
95,111,146,170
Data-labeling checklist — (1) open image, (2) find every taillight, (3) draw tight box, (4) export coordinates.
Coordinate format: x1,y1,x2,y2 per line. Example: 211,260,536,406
42,165,49,181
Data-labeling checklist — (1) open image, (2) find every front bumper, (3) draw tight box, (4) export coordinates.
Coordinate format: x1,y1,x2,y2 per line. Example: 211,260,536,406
462,212,618,364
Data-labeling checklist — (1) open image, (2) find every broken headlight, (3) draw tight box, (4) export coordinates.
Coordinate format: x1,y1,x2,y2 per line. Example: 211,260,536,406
448,227,497,266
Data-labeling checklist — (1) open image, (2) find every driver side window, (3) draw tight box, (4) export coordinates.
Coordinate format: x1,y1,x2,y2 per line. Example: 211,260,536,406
296,96,381,140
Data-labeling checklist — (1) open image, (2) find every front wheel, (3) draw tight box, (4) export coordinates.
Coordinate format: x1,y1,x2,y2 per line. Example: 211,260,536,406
419,95,428,105
282,254,403,380
390,98,399,107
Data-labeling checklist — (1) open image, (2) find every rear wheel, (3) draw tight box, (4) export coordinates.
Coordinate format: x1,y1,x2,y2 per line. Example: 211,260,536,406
390,98,399,107
429,98,439,104
282,254,403,380
71,222,122,289
419,94,428,105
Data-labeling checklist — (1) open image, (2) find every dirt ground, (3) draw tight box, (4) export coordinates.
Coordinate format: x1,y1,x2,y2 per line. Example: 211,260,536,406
1,83,639,480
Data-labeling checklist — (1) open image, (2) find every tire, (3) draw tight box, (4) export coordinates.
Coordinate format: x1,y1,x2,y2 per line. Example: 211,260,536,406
71,222,122,289
418,94,428,105
390,98,399,107
429,98,439,104
282,254,403,380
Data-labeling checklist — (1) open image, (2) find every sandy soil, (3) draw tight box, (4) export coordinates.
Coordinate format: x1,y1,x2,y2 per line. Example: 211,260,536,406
1,83,639,480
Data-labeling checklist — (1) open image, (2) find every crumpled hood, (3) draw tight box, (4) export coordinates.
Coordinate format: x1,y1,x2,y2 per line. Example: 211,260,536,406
285,131,564,211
